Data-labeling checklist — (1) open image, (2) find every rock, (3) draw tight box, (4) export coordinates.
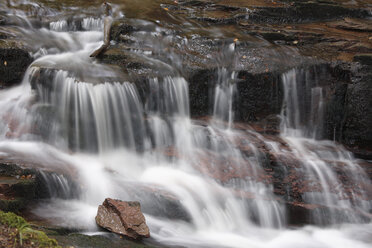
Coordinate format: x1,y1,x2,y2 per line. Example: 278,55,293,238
249,2,370,24
122,183,191,222
49,233,158,248
0,162,37,212
0,160,79,212
0,211,60,248
328,18,372,33
171,1,370,25
96,198,150,239
235,71,282,122
324,60,372,152
110,21,136,42
0,39,33,87
354,53,372,66
188,69,215,117
342,77,372,150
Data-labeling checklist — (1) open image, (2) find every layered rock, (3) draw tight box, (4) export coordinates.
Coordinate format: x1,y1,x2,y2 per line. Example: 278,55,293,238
0,158,81,212
96,198,150,240
100,1,372,155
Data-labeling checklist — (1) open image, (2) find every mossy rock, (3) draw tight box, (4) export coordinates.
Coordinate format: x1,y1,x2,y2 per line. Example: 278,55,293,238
110,20,136,42
0,162,35,177
0,198,26,213
50,233,161,248
0,211,60,248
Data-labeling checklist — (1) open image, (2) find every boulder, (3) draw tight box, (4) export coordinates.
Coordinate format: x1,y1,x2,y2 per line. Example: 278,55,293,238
0,39,32,88
95,198,150,239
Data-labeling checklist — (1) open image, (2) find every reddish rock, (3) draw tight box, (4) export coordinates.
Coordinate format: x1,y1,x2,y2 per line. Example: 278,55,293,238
95,198,150,239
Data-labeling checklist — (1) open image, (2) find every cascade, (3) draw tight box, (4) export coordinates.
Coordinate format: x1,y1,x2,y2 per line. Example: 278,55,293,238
0,2,371,248
279,68,371,224
212,68,237,129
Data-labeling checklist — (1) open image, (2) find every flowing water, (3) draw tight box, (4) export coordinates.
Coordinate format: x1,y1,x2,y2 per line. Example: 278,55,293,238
0,1,371,247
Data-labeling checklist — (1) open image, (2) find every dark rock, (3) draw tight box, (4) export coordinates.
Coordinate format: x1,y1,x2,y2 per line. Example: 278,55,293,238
96,198,150,240
235,71,282,122
0,198,27,213
111,21,136,43
0,40,33,87
188,69,215,117
124,184,191,222
49,233,159,248
354,54,372,66
0,163,37,212
324,61,372,153
342,77,372,150
0,161,79,212
248,3,370,24
328,18,372,33
175,1,371,25
324,81,348,142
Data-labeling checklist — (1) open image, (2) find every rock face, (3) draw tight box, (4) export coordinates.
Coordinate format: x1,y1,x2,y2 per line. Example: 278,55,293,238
96,198,150,239
0,160,79,212
0,41,33,88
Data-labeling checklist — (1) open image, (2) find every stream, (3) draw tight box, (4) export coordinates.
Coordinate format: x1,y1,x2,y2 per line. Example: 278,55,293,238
0,0,371,247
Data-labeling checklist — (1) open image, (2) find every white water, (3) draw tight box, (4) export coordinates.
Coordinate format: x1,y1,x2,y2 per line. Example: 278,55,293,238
0,3,371,248
279,69,371,224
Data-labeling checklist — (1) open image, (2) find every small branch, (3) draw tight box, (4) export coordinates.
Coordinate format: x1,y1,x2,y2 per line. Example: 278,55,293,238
90,2,113,58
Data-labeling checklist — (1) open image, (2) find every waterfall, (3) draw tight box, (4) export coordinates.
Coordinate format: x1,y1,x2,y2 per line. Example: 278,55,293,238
81,17,104,31
280,68,325,139
34,70,146,152
213,68,237,129
0,3,371,248
280,68,371,224
50,20,68,32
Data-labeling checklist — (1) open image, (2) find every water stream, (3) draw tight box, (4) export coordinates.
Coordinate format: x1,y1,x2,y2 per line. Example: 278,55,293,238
0,1,371,247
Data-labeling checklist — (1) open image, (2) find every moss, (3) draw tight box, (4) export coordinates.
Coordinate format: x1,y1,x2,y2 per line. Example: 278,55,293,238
0,211,61,247
53,233,159,248
0,198,26,212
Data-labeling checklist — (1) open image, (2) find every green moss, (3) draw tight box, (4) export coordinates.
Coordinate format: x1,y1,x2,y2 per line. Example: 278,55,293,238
0,198,26,212
53,233,158,248
0,211,27,228
0,211,61,247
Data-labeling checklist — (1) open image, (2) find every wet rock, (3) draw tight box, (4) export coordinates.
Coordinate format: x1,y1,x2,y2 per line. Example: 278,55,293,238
96,198,150,240
342,76,372,151
235,71,282,122
110,20,137,42
173,1,370,25
0,162,37,212
123,184,191,222
247,2,370,24
324,80,348,143
0,160,79,211
354,53,372,66
0,39,32,87
327,18,372,33
322,59,372,154
49,233,159,248
188,69,215,117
